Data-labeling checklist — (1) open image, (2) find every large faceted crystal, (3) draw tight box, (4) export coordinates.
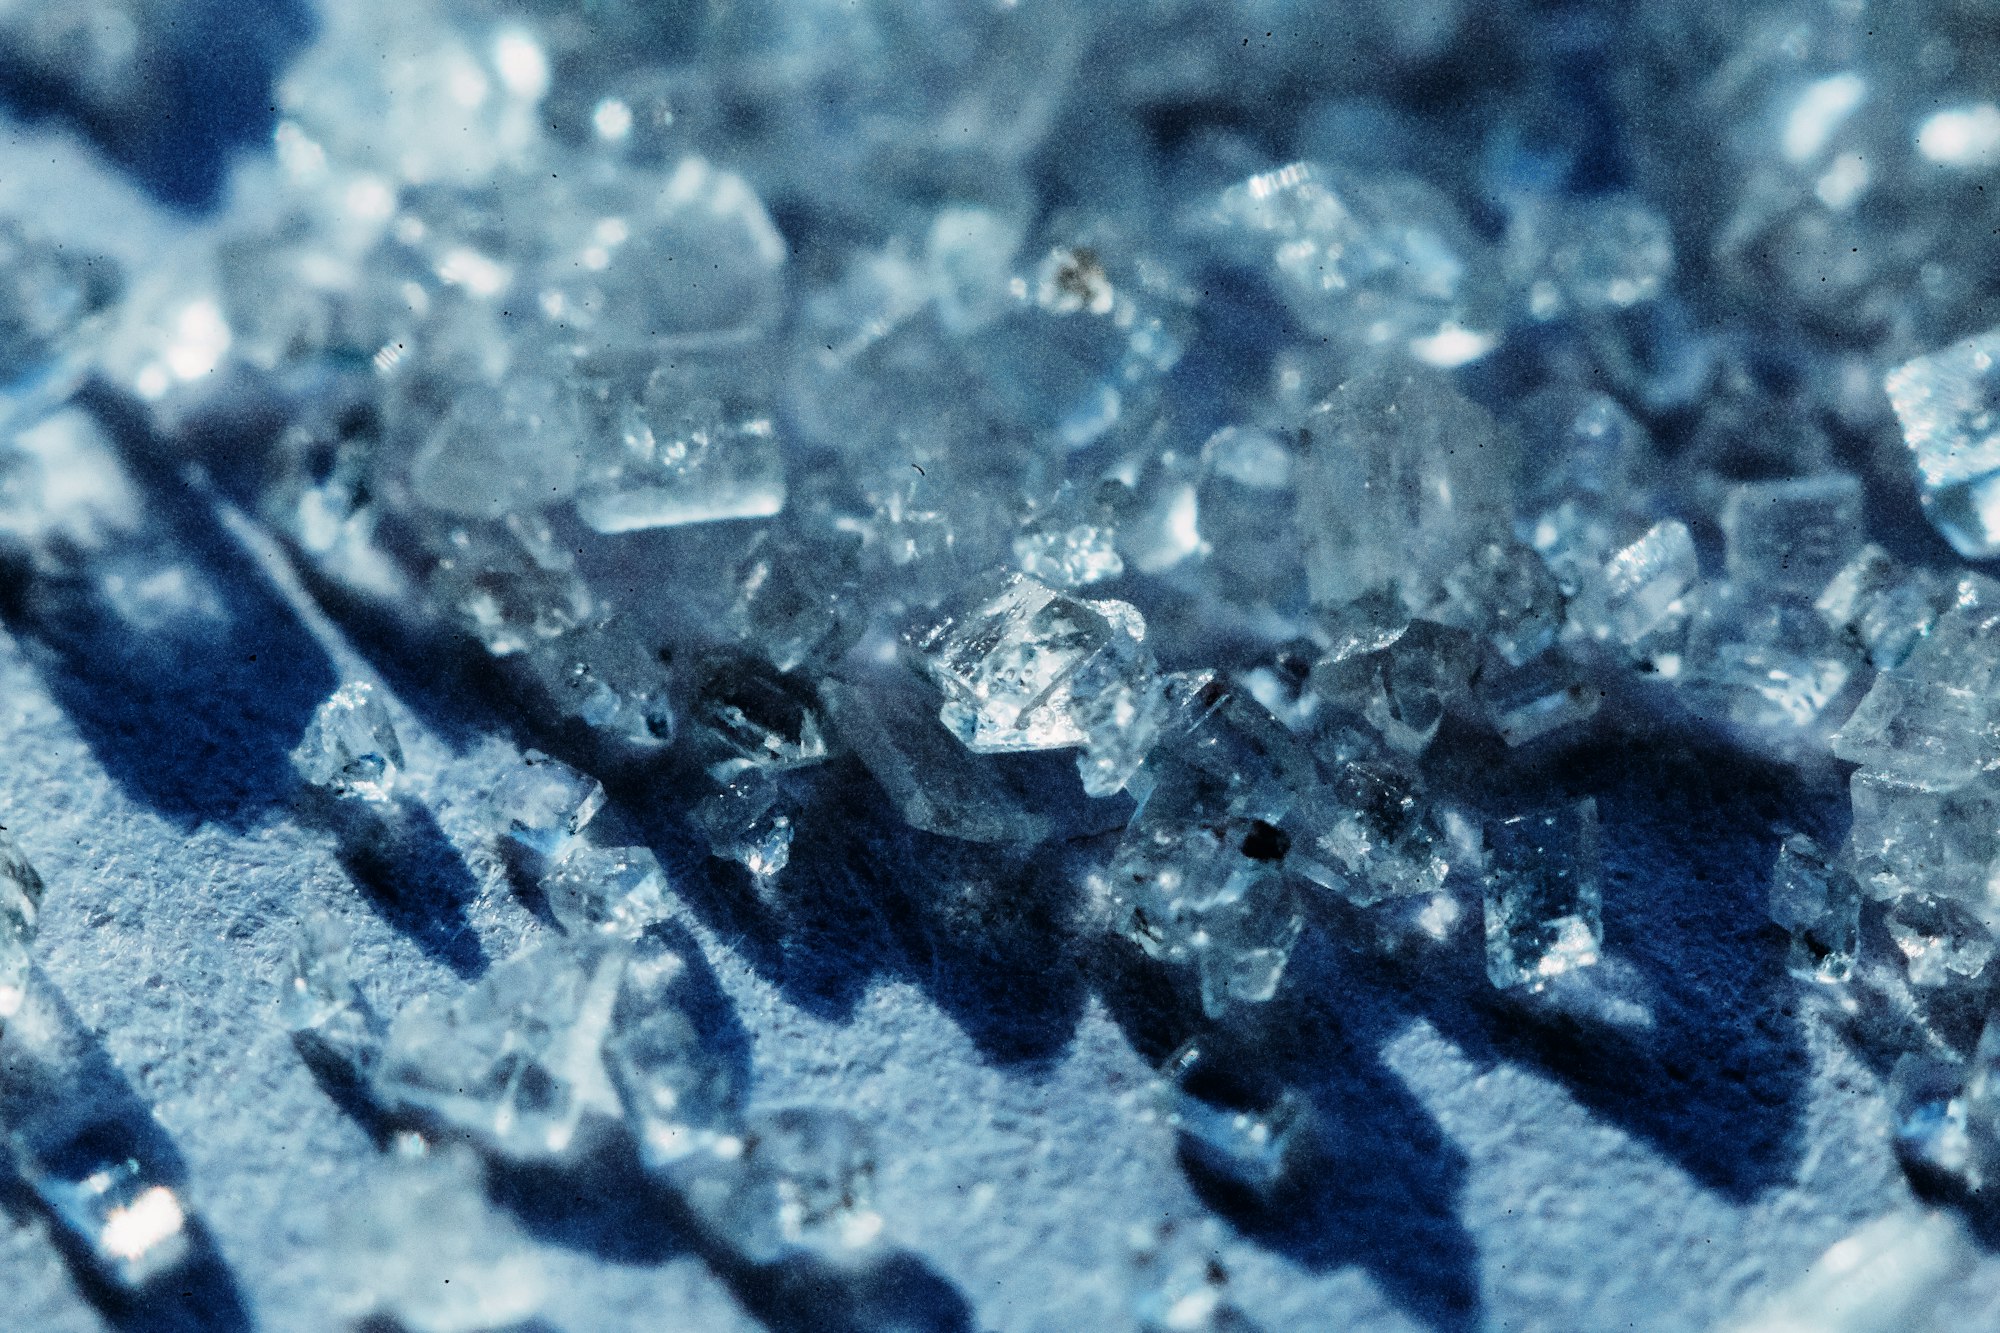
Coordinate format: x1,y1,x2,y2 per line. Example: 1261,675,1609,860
1766,835,1861,984
490,750,607,860
1886,329,2000,558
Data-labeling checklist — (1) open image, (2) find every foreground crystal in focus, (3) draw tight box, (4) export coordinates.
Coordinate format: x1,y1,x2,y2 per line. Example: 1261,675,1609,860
1885,329,2000,558
909,571,1149,754
1886,894,1995,989
490,750,607,860
692,770,793,884
0,826,45,1019
1830,673,1990,791
1767,835,1861,984
691,655,832,776
373,937,623,1159
1568,520,1698,648
11,1124,190,1288
1482,800,1603,991
540,844,671,938
1285,762,1451,908
291,681,405,802
1846,771,1999,904
337,1136,546,1333
279,914,386,1072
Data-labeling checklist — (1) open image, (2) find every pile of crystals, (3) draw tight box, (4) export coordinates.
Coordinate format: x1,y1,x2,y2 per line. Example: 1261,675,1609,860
12,0,2000,1228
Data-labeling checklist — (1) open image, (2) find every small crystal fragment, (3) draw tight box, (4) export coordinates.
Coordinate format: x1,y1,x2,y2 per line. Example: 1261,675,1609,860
11,1124,191,1289
1720,473,1864,601
1476,649,1600,747
1767,835,1861,984
691,655,832,776
0,827,45,1019
909,571,1149,754
1816,545,1940,669
490,750,607,861
1568,520,1698,648
1830,673,1991,791
540,844,671,938
1885,329,2000,558
337,1137,547,1333
1886,895,1995,989
279,914,386,1072
373,937,624,1159
1508,195,1673,318
291,681,404,802
1155,1042,1312,1196
692,770,794,885
1482,800,1603,991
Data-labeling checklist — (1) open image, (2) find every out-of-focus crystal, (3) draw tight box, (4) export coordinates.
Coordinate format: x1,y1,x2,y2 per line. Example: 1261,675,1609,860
0,827,45,1020
1155,1042,1312,1196
1889,1055,1976,1184
540,844,671,938
1508,195,1673,319
728,528,860,674
373,937,623,1159
1482,800,1603,991
601,935,737,1169
1476,649,1600,747
1568,519,1697,648
1816,545,1940,670
490,750,607,860
1885,329,2000,558
1685,597,1857,733
11,1123,190,1289
337,1137,547,1333
666,1105,882,1262
1886,895,1995,989
430,515,596,658
1014,483,1125,589
908,571,1150,754
1767,834,1861,984
576,389,786,533
1435,539,1565,667
279,914,386,1072
291,681,404,803
520,616,676,748
1720,473,1864,601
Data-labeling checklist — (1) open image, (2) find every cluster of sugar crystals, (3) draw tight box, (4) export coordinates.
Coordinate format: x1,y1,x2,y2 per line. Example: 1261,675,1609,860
18,0,2000,1300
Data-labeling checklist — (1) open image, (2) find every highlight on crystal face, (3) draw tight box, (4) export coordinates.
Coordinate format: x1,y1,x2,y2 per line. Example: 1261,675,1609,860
12,0,2000,1325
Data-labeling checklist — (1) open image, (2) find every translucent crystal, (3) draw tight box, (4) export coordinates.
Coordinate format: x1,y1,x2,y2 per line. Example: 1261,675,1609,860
690,656,832,777
490,750,607,860
337,1138,547,1333
1195,426,1303,605
576,390,786,533
540,845,671,938
1476,649,1600,748
1074,667,1175,799
692,770,794,884
1830,673,1991,791
728,529,860,674
1295,368,1513,609
1207,163,1490,355
373,936,624,1159
0,827,45,1019
278,914,386,1072
1685,597,1856,733
404,368,587,521
1896,572,2000,693
1889,1055,1976,1184
519,616,676,747
1568,520,1698,647
1846,771,2000,903
430,515,596,658
291,681,404,802
1435,539,1565,667
1155,1042,1312,1196
1313,620,1479,756
1508,195,1673,319
1285,763,1450,908
0,219,118,409
666,1105,883,1262
1767,835,1861,984
601,937,738,1169
1886,895,1995,989
11,1124,191,1288
820,678,1056,844
1885,329,2000,558
1816,545,1940,670
1482,800,1603,991
1720,473,1864,601
909,571,1149,754
1014,483,1124,589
